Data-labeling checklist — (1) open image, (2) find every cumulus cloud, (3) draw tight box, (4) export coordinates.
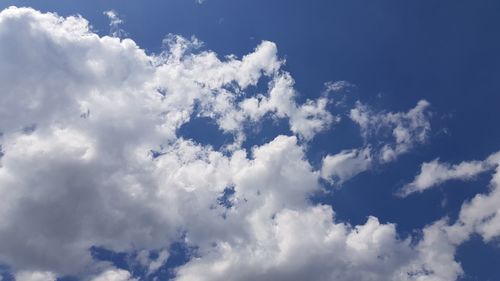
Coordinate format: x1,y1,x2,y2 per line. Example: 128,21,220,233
0,6,467,281
176,206,417,281
398,219,464,281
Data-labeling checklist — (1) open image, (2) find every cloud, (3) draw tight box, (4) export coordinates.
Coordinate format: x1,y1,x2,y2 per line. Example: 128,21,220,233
175,206,417,281
0,6,467,281
324,80,355,93
90,269,136,281
458,161,500,241
137,249,170,275
0,6,338,277
15,271,56,281
104,10,122,27
400,151,500,196
319,100,432,186
350,100,431,162
320,147,372,184
399,159,490,196
103,10,126,38
422,152,500,242
392,151,500,281
398,219,464,281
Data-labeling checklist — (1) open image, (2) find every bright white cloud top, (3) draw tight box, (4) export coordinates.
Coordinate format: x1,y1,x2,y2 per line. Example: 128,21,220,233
0,6,499,281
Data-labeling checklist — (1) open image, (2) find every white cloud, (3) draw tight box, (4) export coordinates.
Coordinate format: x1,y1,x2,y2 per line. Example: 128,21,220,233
455,156,500,242
103,10,126,38
350,100,431,163
0,7,336,277
400,151,500,196
319,100,432,186
400,158,491,196
104,10,122,27
90,269,136,281
397,219,464,281
15,271,56,281
321,147,372,184
392,151,500,280
324,80,355,93
176,205,420,281
0,6,471,281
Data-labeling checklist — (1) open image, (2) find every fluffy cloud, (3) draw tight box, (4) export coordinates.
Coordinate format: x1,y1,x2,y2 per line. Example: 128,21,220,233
0,6,469,281
176,206,416,281
0,6,343,277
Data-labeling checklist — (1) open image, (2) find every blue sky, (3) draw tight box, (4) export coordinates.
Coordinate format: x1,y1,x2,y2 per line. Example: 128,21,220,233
0,1,500,281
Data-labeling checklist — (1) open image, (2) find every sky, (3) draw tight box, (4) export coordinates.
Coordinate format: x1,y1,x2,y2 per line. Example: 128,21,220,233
0,1,499,281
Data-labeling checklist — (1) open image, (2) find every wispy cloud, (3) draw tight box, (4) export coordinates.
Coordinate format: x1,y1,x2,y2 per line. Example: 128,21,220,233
103,9,127,37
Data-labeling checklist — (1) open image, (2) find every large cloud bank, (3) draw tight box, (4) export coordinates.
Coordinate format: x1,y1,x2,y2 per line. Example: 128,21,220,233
0,6,497,281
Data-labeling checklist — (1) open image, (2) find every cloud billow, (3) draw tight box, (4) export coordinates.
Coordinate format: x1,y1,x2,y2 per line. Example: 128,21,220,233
0,6,489,281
